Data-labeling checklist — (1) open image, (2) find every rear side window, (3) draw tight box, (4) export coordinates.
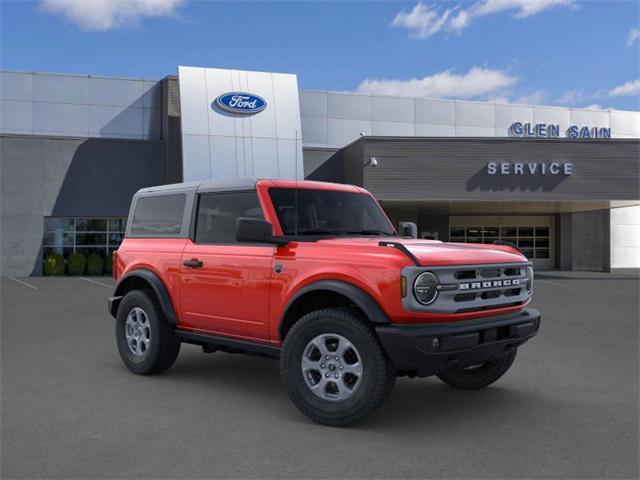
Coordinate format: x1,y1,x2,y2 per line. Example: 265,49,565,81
195,191,263,244
129,194,186,236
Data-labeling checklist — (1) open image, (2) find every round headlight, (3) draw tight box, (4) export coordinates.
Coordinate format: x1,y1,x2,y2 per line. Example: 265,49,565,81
525,266,534,293
414,271,439,305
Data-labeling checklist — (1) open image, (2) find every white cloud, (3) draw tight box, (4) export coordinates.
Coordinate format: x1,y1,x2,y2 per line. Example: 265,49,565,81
391,3,457,39
356,67,518,99
608,79,640,97
557,89,587,105
627,28,640,47
40,0,184,31
515,90,548,105
470,0,577,19
392,0,576,39
583,104,605,110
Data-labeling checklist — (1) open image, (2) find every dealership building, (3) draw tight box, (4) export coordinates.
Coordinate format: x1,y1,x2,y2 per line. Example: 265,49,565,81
1,66,639,275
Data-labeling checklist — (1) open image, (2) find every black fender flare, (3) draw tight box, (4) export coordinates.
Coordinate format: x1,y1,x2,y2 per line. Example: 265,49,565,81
279,280,391,339
110,268,178,325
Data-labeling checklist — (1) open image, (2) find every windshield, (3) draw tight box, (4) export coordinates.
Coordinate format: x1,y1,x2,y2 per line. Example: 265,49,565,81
269,188,396,237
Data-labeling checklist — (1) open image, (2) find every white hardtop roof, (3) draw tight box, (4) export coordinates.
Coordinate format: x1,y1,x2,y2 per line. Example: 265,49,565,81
135,177,259,195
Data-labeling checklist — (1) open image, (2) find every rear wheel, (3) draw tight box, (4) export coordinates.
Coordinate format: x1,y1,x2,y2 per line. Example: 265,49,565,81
280,308,396,427
436,348,517,389
115,290,180,375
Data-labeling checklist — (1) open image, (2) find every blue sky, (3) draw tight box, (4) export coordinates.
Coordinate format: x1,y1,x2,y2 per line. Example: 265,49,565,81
1,0,639,110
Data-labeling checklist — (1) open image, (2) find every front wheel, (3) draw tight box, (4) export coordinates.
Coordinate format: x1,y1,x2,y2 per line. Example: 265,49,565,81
436,348,517,389
280,308,396,427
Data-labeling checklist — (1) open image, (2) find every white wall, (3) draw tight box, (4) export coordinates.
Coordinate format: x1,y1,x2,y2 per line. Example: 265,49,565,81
610,205,640,268
0,70,161,140
178,66,303,182
299,90,640,148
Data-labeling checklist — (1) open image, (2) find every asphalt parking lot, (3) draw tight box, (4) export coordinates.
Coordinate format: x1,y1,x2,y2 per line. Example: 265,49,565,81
1,273,638,479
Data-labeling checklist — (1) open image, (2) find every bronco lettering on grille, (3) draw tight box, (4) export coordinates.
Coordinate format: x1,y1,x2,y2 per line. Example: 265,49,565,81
459,279,520,290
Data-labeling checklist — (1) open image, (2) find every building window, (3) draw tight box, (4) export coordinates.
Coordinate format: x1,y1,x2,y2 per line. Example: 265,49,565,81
449,225,550,260
43,217,127,259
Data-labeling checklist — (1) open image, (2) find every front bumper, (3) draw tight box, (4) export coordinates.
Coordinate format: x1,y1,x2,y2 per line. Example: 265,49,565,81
375,308,541,377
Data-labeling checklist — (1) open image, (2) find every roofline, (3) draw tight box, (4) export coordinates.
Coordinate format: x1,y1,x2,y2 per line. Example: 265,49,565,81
3,69,637,115
299,88,640,115
340,135,640,150
134,177,367,196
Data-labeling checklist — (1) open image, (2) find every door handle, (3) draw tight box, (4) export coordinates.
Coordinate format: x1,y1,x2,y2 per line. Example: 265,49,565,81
183,259,203,268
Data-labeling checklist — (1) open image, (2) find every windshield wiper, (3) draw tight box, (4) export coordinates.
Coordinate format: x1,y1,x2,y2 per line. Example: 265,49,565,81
346,230,394,236
294,228,345,236
294,228,395,237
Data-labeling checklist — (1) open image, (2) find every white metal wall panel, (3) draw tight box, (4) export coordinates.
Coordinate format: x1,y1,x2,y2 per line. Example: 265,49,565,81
456,101,495,127
0,100,32,133
455,126,495,137
178,66,303,182
0,70,161,140
495,104,534,128
273,73,302,139
33,102,89,136
414,123,455,136
327,93,371,120
34,73,89,104
89,105,144,137
250,137,280,177
210,135,239,178
570,108,609,128
372,121,414,136
299,91,327,118
1,71,33,101
179,67,209,136
301,116,328,145
372,96,414,123
610,110,640,137
90,78,145,107
301,89,640,147
327,118,371,145
532,106,571,132
610,205,640,268
415,99,455,125
182,135,211,179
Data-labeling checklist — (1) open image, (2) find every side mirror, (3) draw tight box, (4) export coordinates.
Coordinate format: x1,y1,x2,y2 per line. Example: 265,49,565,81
399,222,418,239
236,218,274,243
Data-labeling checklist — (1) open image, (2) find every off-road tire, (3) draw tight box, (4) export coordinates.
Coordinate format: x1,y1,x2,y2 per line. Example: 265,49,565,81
116,289,181,375
280,307,396,427
436,348,517,389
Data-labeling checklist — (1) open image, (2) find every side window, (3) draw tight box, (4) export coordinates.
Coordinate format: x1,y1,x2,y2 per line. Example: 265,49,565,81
195,191,263,244
130,194,186,236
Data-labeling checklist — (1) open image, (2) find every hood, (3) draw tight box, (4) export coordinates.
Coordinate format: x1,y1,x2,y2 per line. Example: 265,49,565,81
316,237,527,266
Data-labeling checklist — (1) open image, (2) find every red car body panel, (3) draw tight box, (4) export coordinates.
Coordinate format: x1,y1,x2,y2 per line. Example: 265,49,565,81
115,179,530,345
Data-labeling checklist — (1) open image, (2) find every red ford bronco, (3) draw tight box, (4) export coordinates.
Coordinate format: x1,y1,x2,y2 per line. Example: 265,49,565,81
109,178,540,426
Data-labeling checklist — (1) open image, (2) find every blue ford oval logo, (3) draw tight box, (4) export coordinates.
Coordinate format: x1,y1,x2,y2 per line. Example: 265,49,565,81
214,92,267,115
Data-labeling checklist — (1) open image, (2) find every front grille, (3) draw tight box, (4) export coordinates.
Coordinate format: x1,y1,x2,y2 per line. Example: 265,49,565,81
402,262,532,314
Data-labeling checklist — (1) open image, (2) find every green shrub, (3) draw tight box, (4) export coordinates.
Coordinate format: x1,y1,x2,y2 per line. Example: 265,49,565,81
67,252,86,275
43,253,65,276
86,253,104,275
104,254,113,275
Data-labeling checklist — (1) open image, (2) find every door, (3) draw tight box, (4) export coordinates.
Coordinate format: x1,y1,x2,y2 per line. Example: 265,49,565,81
180,190,274,341
449,216,555,270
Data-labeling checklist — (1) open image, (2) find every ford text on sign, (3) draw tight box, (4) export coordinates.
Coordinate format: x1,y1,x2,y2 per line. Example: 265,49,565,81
214,92,267,115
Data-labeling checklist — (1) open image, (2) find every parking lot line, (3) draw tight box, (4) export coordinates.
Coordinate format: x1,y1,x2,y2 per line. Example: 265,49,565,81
80,277,113,289
7,276,38,290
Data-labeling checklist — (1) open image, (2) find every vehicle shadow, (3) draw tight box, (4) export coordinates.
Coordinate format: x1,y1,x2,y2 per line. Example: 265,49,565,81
132,346,554,432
